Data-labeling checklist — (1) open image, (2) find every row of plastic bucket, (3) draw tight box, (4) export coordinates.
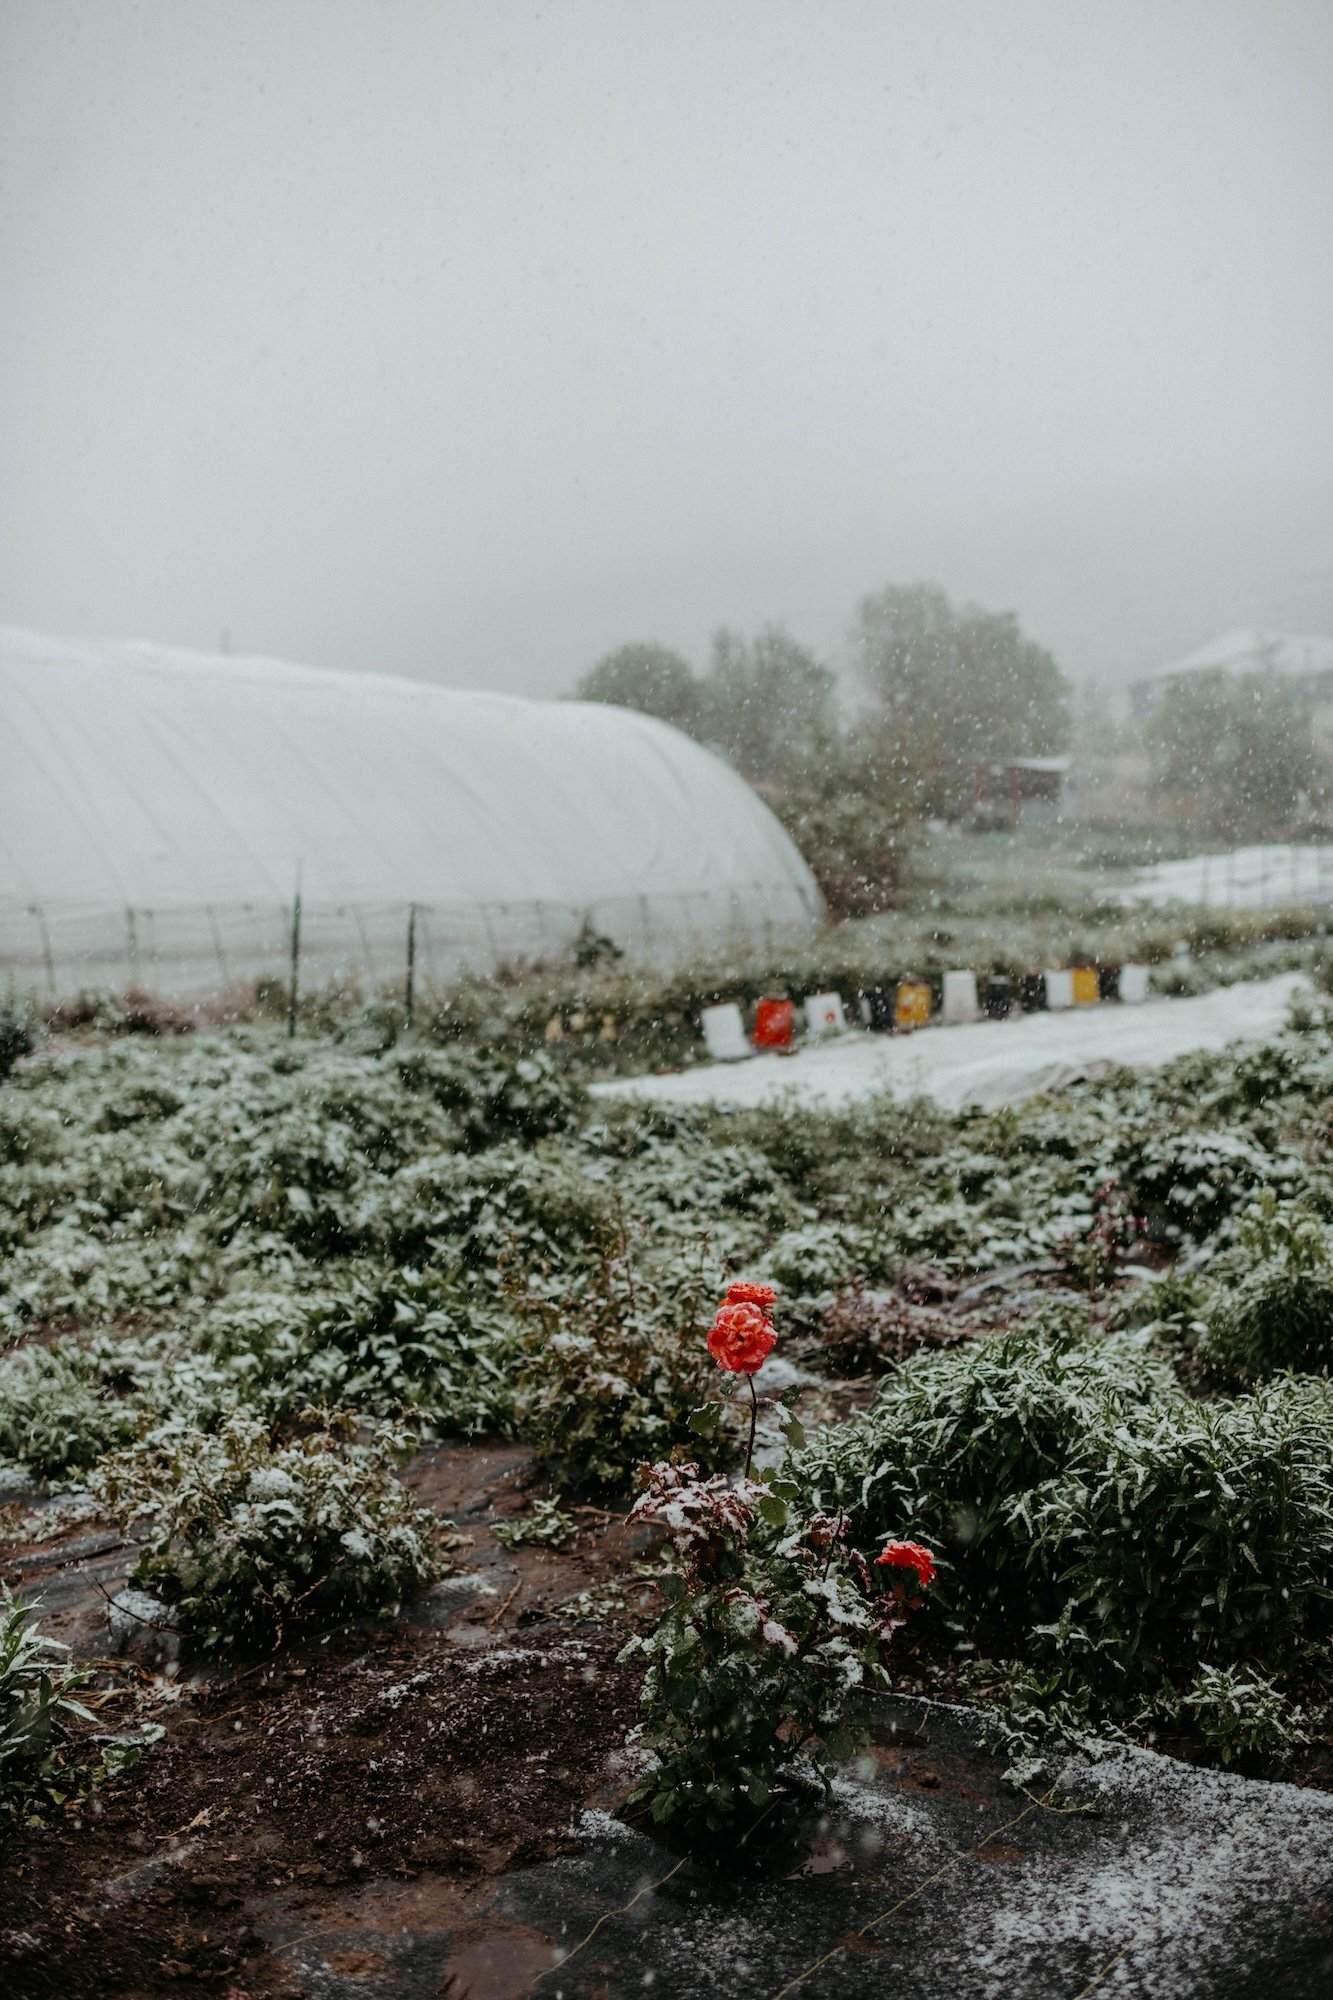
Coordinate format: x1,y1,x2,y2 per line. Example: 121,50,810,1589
700,963,1152,1062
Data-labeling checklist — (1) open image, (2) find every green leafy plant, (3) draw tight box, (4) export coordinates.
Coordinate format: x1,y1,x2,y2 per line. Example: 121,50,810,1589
512,1245,722,1490
962,1660,1106,1790
0,1338,146,1477
0,1590,94,1822
795,1315,1169,1629
492,1499,578,1549
0,998,35,1082
1173,1663,1312,1767
1019,1376,1333,1696
1197,1195,1333,1382
92,1408,441,1650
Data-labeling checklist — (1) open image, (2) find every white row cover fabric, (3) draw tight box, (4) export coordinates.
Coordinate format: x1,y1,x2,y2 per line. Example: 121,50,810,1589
594,974,1311,1115
1,628,822,996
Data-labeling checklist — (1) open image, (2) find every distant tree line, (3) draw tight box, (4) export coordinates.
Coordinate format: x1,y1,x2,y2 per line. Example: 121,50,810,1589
1146,671,1329,844
575,583,1071,916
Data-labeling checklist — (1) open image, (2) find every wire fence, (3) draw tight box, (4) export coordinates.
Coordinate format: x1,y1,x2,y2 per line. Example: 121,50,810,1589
0,882,822,1006
1130,843,1333,912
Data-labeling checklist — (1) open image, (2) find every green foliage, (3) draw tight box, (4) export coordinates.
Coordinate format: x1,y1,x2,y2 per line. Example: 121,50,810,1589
763,1222,879,1295
769,726,913,917
702,625,837,787
1022,1376,1333,1694
512,1249,723,1489
190,1267,524,1435
0,998,35,1082
802,1324,1333,1764
1148,669,1327,843
492,1499,578,1549
1123,1128,1304,1244
575,626,836,791
795,1316,1168,1625
0,1338,145,1477
964,1661,1105,1790
1196,1196,1333,1382
1173,1663,1312,1767
575,643,703,733
393,1046,583,1150
92,1409,441,1650
0,1590,93,1823
621,1461,916,1832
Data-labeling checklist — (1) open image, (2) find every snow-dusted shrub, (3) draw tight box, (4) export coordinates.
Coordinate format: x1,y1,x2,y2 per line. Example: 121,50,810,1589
764,1222,876,1295
617,1138,801,1241
795,1314,1168,1624
191,1266,523,1434
394,1045,584,1149
1021,1375,1333,1690
0,1000,34,1082
375,1145,616,1274
1123,1128,1304,1245
92,1409,440,1650
621,1461,932,1832
1174,1664,1312,1767
0,1338,144,1477
1196,1196,1333,1383
513,1251,721,1489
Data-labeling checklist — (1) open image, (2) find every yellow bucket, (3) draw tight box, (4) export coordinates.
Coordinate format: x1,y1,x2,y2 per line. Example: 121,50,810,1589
1071,966,1100,1007
895,980,932,1031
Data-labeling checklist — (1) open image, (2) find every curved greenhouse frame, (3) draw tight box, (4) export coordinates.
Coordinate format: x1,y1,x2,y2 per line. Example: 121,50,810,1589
0,627,822,998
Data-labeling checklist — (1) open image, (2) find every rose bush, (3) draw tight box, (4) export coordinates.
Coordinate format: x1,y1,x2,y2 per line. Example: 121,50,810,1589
620,1459,932,1833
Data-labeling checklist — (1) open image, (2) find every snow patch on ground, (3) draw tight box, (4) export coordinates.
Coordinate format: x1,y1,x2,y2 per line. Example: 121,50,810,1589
946,1743,1333,1999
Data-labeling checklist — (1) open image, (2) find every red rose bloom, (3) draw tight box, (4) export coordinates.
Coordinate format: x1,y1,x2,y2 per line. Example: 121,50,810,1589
708,1300,777,1375
874,1540,937,1590
725,1281,779,1314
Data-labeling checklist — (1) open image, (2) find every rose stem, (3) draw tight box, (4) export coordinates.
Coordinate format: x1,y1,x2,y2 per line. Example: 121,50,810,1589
744,1375,758,1480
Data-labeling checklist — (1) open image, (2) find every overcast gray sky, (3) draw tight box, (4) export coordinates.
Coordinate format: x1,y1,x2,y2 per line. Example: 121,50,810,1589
2,0,1331,694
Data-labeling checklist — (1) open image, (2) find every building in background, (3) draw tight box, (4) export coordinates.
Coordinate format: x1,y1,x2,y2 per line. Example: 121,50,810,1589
1131,631,1333,719
971,756,1073,830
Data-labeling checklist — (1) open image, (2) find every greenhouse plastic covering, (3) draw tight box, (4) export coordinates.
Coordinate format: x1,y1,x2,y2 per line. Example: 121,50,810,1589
1,628,822,997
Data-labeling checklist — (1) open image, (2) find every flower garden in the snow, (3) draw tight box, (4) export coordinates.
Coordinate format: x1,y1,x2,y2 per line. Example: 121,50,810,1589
5,945,1333,1992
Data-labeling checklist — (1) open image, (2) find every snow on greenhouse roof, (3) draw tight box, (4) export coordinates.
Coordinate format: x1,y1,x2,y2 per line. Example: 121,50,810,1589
1,628,821,993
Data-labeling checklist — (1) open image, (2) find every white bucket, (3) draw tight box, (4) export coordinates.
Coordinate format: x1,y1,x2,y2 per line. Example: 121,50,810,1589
941,969,979,1023
804,991,847,1036
1119,963,1150,1005
701,1001,753,1061
1045,968,1075,1011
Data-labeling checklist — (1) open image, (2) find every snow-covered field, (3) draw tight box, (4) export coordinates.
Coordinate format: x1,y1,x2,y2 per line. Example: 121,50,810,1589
1131,843,1333,909
593,971,1312,1114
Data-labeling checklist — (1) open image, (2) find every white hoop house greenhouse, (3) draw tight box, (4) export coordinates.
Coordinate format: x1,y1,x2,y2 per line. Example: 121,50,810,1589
1,627,822,998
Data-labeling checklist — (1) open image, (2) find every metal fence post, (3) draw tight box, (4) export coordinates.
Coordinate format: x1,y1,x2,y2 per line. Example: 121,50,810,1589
287,890,302,1039
405,903,417,1027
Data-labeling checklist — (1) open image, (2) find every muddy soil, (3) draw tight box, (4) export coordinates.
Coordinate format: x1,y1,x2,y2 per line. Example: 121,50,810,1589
0,1442,655,1999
